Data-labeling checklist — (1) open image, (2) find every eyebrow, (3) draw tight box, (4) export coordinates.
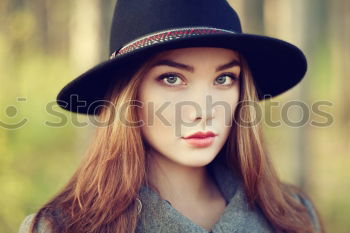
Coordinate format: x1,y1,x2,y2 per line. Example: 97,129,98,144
150,59,241,72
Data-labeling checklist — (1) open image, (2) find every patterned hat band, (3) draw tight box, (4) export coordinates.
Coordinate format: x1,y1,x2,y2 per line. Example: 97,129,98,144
110,27,237,59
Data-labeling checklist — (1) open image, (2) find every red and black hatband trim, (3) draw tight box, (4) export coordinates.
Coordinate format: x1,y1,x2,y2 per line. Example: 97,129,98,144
110,27,236,59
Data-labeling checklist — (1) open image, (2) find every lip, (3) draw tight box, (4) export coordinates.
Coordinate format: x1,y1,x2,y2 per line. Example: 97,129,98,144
182,131,217,148
183,131,217,139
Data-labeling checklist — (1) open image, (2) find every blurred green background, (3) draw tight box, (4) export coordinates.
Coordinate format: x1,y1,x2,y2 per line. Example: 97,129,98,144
0,0,349,232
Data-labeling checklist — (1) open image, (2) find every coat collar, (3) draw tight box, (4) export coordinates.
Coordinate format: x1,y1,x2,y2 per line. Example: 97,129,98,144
136,158,275,233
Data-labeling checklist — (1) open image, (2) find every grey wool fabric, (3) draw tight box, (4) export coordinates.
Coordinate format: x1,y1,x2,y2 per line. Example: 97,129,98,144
18,158,321,233
136,158,275,233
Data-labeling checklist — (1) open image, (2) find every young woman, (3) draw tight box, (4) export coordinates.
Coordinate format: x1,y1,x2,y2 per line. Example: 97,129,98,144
19,0,325,232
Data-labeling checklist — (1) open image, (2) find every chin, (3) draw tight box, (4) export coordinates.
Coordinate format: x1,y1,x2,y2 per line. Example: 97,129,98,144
177,154,217,168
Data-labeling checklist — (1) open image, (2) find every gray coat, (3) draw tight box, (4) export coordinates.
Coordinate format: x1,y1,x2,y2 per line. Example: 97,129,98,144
18,159,321,233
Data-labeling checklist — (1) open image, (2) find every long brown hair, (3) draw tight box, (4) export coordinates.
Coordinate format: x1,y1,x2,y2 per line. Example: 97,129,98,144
29,50,325,233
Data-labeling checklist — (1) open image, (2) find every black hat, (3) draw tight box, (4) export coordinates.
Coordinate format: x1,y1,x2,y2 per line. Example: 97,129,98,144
57,0,307,115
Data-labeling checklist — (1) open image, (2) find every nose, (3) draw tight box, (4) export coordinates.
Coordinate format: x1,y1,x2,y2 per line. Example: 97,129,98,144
189,105,216,122
188,94,216,123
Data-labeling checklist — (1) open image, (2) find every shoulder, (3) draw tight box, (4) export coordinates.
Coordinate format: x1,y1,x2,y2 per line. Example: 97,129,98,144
292,192,322,233
18,213,52,233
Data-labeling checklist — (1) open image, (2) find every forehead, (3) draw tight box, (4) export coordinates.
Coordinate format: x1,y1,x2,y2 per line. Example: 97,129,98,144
149,47,240,64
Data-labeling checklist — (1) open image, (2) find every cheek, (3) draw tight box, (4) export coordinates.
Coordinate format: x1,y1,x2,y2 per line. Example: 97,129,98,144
139,90,176,128
212,87,240,126
139,101,182,163
138,87,178,149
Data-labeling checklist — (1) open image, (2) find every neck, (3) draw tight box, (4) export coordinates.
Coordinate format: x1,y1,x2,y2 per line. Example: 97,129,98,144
146,150,218,204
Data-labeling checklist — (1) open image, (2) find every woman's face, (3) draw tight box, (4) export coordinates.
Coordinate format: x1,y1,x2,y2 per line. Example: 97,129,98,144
138,47,241,167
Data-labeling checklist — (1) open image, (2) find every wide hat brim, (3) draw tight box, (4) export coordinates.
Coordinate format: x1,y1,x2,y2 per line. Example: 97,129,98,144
57,32,307,115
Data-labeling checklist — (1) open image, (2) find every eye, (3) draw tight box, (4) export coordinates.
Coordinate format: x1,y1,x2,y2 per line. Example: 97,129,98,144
157,73,185,87
214,73,239,86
